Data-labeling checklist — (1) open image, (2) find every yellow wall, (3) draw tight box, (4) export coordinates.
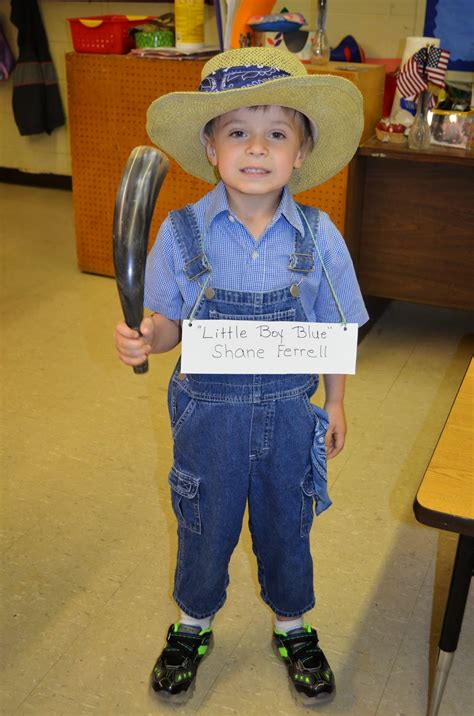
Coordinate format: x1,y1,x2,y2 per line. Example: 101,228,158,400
0,0,428,176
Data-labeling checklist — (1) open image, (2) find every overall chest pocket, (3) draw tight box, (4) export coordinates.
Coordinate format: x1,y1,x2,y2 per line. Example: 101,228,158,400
209,308,296,322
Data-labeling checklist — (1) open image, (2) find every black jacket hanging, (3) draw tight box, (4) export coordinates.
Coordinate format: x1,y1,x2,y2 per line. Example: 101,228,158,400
10,0,65,135
0,21,16,80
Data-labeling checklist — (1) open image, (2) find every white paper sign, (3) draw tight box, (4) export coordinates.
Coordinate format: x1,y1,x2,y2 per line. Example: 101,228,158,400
181,320,358,374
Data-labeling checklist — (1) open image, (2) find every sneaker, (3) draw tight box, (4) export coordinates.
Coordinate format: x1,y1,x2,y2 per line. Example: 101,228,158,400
273,625,335,705
150,623,213,703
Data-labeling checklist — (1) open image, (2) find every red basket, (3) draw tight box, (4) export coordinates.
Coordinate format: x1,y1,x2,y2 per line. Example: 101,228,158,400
68,15,152,54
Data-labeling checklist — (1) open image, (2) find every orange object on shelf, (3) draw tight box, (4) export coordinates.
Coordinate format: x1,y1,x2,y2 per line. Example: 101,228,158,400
230,0,275,48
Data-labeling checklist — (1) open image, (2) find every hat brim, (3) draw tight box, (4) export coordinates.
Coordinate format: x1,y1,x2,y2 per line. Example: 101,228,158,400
146,74,363,193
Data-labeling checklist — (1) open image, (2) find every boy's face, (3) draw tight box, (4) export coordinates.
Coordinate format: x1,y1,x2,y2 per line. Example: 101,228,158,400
204,106,308,202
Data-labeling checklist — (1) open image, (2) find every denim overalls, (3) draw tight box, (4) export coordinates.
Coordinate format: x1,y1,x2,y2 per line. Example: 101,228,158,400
166,203,331,619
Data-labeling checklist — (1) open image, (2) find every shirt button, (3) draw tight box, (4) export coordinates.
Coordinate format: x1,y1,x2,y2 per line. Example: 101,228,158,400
228,213,235,222
251,250,258,259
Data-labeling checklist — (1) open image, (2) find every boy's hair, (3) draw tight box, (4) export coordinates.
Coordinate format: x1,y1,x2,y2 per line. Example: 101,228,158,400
203,105,315,153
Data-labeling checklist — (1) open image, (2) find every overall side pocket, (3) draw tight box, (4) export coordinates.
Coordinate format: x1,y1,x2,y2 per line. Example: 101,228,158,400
300,472,317,537
169,379,196,439
168,466,201,534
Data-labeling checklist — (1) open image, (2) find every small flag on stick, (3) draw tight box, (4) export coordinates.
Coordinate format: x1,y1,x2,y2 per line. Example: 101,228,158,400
425,46,450,88
397,45,450,101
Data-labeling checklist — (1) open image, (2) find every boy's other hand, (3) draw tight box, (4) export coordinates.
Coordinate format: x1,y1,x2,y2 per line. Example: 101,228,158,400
114,316,155,367
324,401,346,459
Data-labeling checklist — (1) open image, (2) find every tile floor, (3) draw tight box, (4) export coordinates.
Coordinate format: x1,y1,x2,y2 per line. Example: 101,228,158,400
0,183,472,716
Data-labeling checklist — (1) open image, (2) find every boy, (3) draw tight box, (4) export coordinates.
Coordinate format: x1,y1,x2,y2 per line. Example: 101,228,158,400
115,47,369,706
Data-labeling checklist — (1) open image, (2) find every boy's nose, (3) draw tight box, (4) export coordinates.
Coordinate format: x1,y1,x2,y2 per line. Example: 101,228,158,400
246,136,268,155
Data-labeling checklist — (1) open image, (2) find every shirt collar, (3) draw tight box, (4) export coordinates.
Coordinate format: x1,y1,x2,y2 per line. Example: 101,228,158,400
204,182,304,235
273,186,305,234
204,182,230,231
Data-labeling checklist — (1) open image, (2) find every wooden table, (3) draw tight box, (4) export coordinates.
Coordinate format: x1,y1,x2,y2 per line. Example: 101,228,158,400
413,358,473,716
354,138,474,311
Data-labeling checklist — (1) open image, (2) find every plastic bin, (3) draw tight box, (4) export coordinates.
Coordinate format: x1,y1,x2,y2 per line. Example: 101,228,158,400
68,15,152,54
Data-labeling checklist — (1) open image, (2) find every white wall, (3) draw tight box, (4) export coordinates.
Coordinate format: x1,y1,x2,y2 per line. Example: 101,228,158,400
292,0,427,58
0,0,429,175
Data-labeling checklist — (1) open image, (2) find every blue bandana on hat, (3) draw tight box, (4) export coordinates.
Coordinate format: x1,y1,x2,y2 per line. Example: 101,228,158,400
199,65,290,93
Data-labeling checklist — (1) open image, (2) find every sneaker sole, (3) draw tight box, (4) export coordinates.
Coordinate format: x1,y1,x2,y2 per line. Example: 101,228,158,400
272,638,336,707
150,635,214,705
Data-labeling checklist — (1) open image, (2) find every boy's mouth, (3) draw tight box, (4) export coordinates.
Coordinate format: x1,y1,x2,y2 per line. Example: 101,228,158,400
240,167,270,175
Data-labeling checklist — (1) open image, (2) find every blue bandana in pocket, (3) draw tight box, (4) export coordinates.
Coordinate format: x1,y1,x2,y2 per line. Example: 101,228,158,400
310,404,332,515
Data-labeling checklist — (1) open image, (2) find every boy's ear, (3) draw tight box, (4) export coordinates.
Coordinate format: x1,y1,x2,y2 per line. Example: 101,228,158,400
293,150,305,170
294,142,310,169
205,138,218,166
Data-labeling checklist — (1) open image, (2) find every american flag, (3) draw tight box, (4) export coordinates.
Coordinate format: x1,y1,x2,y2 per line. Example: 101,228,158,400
397,48,428,99
426,46,450,88
397,45,450,100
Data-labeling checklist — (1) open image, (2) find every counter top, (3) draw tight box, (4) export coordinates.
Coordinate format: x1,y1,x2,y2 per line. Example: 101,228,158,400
359,136,474,166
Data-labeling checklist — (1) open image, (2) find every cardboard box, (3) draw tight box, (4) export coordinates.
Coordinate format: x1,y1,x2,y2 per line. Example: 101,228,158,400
307,62,385,142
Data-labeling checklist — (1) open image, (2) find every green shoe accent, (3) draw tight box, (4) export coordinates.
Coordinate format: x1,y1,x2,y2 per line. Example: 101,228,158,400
273,625,335,704
151,623,213,702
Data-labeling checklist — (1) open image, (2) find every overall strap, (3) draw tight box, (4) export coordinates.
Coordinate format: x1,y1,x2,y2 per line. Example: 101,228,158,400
296,203,347,325
287,205,318,273
169,205,211,281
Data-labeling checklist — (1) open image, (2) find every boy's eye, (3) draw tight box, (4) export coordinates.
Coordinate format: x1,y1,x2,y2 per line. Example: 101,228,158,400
270,131,286,140
229,130,246,138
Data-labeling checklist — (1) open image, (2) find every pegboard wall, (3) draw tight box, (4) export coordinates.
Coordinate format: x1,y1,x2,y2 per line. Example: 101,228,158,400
66,54,381,277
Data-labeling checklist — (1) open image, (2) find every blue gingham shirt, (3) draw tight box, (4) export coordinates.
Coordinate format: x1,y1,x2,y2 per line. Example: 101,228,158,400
145,182,369,326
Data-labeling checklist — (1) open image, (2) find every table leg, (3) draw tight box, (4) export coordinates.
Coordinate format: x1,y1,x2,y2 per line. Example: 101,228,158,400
427,534,473,716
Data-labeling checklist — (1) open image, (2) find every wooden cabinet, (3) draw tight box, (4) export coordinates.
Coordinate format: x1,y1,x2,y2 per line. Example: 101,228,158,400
66,54,383,276
355,138,474,311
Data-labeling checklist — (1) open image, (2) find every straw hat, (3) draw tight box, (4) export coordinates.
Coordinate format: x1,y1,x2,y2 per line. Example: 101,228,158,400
146,47,363,193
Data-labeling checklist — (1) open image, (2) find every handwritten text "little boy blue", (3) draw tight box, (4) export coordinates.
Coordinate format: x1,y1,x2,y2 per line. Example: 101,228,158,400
197,324,328,344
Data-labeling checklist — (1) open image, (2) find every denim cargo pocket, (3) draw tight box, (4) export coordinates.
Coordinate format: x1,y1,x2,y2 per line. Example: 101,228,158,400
168,467,201,534
310,404,332,516
300,472,317,537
